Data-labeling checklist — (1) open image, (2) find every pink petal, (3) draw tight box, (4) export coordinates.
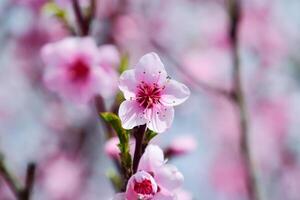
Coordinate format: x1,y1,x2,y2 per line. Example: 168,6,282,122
138,144,165,172
97,44,120,69
160,79,190,106
135,52,168,85
44,68,94,104
146,105,174,133
155,164,184,191
126,171,158,200
118,100,147,129
119,69,137,100
174,189,193,200
104,137,120,159
153,188,175,200
91,66,118,98
167,135,198,155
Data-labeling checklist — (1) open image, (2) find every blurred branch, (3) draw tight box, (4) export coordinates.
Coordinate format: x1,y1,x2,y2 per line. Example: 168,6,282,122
72,0,88,36
150,39,233,98
19,163,36,200
72,0,97,36
227,0,261,200
0,154,36,200
86,0,96,25
0,154,22,198
95,95,114,138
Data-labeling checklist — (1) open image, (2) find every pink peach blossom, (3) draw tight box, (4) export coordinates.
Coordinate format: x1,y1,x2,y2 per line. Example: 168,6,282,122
40,155,85,199
166,135,198,156
41,37,119,103
116,145,184,200
211,152,247,196
118,53,190,133
104,136,135,160
55,0,88,8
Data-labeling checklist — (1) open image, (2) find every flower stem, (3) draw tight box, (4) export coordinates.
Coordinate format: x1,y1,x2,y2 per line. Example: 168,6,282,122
227,0,261,200
132,125,147,174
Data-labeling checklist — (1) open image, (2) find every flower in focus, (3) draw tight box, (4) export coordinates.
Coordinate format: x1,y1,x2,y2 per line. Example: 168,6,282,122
115,144,184,200
118,52,190,133
41,37,119,103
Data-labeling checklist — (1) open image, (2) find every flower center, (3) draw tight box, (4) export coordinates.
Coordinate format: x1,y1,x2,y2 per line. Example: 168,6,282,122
136,82,163,108
69,59,90,82
134,179,154,195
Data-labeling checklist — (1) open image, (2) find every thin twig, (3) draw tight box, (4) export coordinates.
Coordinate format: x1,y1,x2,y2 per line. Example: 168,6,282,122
72,0,88,36
0,154,22,198
18,163,36,200
227,0,260,200
132,125,147,174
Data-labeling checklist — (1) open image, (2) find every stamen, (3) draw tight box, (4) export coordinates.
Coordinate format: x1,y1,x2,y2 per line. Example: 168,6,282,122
136,82,163,108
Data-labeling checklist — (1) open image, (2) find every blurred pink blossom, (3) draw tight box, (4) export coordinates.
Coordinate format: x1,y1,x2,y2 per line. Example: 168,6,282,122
115,145,184,200
54,0,88,8
165,135,198,156
250,98,289,168
104,137,135,160
118,52,190,133
239,6,287,66
14,17,68,82
182,49,232,91
41,37,119,103
211,152,247,197
13,0,47,12
40,155,85,200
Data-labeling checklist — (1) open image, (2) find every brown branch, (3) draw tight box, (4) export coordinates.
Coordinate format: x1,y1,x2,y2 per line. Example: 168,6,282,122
132,125,147,174
18,163,36,200
227,0,261,200
72,0,89,36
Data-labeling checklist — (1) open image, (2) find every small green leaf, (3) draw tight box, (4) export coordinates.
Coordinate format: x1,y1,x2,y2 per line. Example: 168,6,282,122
144,129,158,143
118,53,129,74
106,169,122,191
100,112,132,179
43,2,67,19
100,112,129,144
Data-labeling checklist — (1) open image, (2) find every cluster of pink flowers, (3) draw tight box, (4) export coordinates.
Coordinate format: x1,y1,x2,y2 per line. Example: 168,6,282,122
41,32,191,199
115,145,184,200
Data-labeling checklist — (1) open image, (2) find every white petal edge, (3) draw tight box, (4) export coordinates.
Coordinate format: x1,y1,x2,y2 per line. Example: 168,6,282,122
160,79,190,107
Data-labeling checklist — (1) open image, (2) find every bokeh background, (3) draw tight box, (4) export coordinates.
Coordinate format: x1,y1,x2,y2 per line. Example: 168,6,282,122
1,0,300,199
